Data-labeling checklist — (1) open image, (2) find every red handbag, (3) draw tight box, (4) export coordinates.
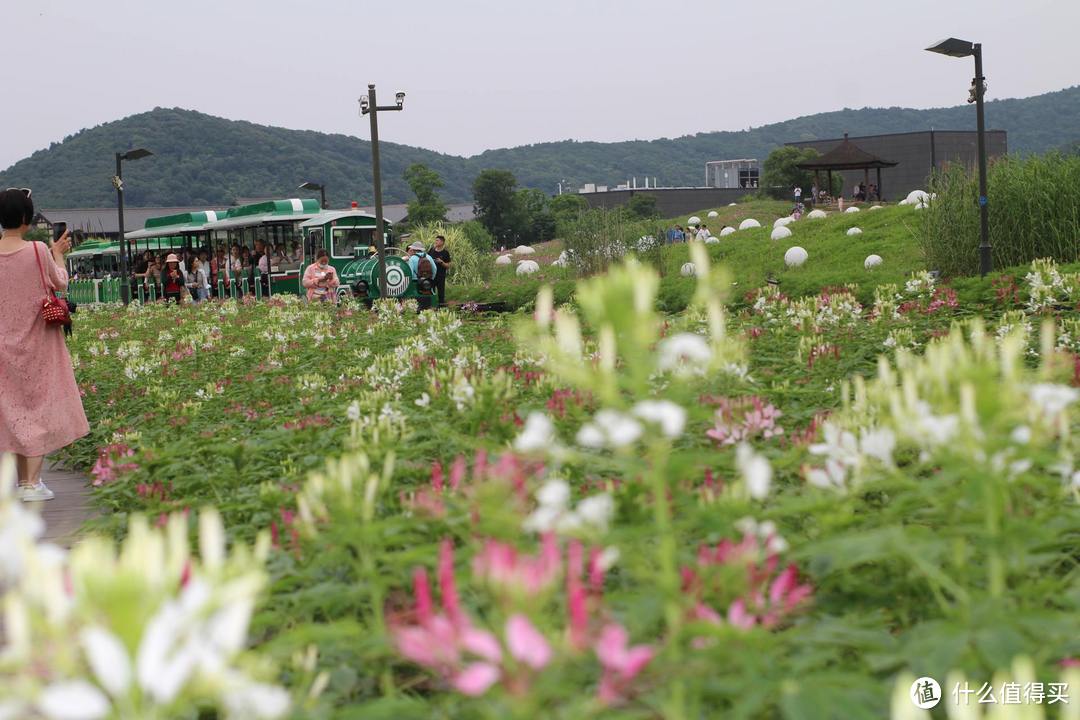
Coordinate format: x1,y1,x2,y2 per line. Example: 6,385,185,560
33,243,71,326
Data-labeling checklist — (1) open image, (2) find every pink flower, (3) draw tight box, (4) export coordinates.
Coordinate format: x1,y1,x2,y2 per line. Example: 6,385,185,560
594,623,654,705
473,534,561,596
705,396,783,446
505,615,552,670
452,663,501,696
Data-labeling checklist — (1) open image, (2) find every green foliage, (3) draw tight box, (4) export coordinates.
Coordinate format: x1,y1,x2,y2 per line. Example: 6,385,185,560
472,169,519,245
625,193,661,219
5,88,1080,206
458,219,495,253
762,146,819,200
921,153,1080,275
549,194,588,237
514,187,556,245
403,163,449,227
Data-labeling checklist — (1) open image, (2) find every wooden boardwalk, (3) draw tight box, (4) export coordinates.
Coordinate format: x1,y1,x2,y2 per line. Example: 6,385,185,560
27,464,98,547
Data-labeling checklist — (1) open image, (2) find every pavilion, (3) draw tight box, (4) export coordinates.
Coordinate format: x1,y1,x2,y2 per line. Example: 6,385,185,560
797,133,898,202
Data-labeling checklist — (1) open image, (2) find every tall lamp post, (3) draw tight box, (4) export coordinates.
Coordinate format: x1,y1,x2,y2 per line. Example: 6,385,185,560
113,148,153,304
359,84,405,297
298,181,327,210
926,37,991,275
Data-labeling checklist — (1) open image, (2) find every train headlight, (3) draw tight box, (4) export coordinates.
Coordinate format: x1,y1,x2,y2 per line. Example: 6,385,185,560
419,278,433,294
353,280,369,296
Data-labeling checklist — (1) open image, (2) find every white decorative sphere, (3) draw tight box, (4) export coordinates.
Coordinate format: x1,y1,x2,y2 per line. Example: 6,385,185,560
707,211,719,218
719,226,736,237
914,200,928,210
680,262,697,277
774,216,795,228
864,254,883,269
868,205,883,211
704,236,720,245
808,209,827,219
728,202,737,206
784,246,808,267
514,245,535,255
738,218,761,230
687,216,701,226
906,190,930,205
495,254,512,265
770,226,793,241
845,206,860,213
516,260,540,275
846,227,863,236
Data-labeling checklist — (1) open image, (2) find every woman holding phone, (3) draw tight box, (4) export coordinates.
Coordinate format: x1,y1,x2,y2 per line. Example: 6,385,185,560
0,188,89,501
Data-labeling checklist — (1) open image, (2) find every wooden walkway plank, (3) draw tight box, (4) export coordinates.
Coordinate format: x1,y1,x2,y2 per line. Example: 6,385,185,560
25,463,98,548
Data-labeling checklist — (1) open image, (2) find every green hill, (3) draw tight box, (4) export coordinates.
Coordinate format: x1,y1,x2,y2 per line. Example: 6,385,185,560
4,86,1080,208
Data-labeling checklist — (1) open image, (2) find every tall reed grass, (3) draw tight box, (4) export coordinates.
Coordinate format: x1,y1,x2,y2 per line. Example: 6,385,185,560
921,153,1080,276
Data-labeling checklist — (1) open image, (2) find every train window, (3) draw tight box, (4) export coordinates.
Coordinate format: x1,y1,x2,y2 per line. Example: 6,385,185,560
332,228,371,259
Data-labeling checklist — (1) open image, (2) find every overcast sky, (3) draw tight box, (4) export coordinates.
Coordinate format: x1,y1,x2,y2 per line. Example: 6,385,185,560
2,0,1077,171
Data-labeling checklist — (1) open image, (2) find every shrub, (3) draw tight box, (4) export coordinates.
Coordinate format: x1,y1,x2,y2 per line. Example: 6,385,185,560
921,153,1080,275
459,220,495,253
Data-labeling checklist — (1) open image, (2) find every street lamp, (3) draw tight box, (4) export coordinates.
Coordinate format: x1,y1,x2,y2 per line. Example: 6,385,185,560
926,37,991,275
114,147,153,304
298,181,327,209
359,84,405,297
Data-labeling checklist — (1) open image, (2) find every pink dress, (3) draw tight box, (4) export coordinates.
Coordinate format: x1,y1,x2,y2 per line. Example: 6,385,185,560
0,242,90,456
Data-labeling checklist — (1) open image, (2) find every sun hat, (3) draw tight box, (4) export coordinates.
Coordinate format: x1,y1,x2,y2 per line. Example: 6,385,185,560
408,241,425,251
165,253,180,263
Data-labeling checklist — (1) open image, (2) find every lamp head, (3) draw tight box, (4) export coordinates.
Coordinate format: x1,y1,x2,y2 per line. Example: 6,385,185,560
359,95,370,114
395,91,405,107
121,148,153,161
298,181,322,191
925,37,975,58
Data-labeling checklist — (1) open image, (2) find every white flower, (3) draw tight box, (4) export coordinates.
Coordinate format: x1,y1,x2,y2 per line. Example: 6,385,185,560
536,479,570,509
859,427,896,466
577,410,643,449
1028,383,1080,419
735,443,771,500
1010,425,1031,445
414,393,431,408
346,401,362,421
632,400,686,438
657,333,712,374
806,459,848,491
595,546,620,571
514,412,556,453
220,677,291,719
575,494,614,531
37,681,110,720
80,627,131,698
522,505,561,534
916,414,959,445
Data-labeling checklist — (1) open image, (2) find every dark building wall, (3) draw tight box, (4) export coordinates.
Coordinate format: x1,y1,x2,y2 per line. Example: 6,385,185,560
786,130,1007,201
579,187,757,217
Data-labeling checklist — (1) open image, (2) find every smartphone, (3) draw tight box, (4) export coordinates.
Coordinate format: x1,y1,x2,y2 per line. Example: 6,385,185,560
53,222,67,242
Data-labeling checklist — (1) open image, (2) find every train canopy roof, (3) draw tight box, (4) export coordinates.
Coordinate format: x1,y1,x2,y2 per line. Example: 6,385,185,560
204,198,322,231
125,209,224,241
299,209,384,228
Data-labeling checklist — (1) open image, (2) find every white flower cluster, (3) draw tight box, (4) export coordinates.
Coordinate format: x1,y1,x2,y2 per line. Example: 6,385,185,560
806,423,895,491
1024,258,1076,313
657,333,713,376
523,478,615,536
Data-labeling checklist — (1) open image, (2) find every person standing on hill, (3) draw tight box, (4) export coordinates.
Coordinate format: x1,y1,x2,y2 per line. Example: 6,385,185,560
0,188,89,501
427,235,452,307
794,185,802,205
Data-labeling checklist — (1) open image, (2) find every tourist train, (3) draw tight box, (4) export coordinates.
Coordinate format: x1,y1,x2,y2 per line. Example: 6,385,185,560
64,198,432,303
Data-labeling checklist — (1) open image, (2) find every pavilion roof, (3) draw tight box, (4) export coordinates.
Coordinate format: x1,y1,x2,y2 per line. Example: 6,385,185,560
796,133,898,171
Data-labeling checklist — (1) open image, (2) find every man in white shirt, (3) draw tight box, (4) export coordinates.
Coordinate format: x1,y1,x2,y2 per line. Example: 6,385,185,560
695,224,711,242
794,185,802,204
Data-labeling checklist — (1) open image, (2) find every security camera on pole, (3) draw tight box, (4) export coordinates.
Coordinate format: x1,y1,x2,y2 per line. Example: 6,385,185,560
359,84,405,298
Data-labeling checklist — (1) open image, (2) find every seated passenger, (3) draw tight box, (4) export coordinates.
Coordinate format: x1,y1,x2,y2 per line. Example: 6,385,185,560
302,249,339,303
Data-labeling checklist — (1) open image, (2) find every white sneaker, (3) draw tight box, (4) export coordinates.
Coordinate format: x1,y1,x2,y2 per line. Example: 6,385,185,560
18,480,55,502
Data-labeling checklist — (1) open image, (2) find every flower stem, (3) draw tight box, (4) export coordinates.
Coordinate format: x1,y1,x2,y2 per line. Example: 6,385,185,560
648,441,686,719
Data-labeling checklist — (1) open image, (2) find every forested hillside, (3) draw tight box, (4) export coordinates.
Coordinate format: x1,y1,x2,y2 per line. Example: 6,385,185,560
3,86,1078,207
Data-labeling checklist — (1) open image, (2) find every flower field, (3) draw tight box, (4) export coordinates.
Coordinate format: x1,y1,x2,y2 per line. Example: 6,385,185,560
4,239,1080,719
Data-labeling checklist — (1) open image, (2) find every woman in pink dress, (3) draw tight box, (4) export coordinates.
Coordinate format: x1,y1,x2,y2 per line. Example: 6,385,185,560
0,188,89,501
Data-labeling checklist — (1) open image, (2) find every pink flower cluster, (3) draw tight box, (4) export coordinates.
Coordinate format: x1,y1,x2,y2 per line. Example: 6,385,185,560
705,395,784,446
90,442,139,486
682,532,813,636
400,451,537,518
391,539,654,705
270,506,301,557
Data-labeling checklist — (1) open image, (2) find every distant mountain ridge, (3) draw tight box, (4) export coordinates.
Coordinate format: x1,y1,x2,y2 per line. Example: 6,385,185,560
4,86,1079,208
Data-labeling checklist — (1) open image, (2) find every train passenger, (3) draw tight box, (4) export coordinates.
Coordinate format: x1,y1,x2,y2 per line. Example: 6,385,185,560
161,254,185,304
302,249,339,303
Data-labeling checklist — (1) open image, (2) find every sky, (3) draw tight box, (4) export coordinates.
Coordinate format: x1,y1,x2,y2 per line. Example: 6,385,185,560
2,0,1078,171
